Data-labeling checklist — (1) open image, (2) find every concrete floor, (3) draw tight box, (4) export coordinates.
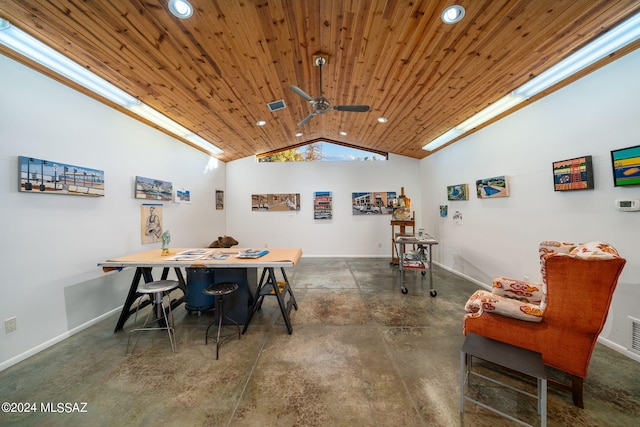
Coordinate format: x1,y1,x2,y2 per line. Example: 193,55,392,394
1,258,638,426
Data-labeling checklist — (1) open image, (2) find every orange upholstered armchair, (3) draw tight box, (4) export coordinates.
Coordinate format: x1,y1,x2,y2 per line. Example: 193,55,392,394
463,241,626,408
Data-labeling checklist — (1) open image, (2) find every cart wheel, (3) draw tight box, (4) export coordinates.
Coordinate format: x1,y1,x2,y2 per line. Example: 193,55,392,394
401,287,408,294
421,271,426,276
430,290,437,297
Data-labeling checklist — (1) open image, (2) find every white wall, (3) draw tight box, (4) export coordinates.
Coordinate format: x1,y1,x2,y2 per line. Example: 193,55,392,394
226,155,421,257
420,49,640,358
0,55,226,369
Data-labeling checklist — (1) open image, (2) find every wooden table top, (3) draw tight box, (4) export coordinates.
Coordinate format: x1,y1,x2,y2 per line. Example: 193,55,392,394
98,247,303,271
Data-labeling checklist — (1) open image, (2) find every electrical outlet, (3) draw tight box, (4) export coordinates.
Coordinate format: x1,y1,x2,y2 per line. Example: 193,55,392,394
523,276,530,282
5,317,17,333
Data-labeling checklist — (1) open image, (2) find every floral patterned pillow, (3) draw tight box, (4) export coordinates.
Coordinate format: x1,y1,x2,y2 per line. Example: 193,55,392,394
464,289,544,322
492,277,545,305
568,242,620,260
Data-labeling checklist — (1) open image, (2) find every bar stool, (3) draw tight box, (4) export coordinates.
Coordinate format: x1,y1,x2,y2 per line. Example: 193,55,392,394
203,282,241,360
126,279,180,355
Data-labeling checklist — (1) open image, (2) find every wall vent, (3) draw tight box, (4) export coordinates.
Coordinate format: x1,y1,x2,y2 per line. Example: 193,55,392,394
267,99,286,112
630,317,640,355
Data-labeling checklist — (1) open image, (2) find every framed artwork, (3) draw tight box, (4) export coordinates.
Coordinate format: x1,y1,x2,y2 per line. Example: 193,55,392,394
216,190,224,210
440,205,448,217
392,194,411,220
251,193,300,211
18,156,104,197
175,188,191,203
314,191,332,220
476,176,509,198
141,204,163,244
352,191,396,215
447,184,468,201
610,145,640,187
135,176,173,201
553,156,594,191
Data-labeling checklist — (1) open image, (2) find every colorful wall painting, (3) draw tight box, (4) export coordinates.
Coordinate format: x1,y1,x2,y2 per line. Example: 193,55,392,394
447,184,468,201
352,191,396,215
553,156,594,191
18,156,104,197
135,176,173,201
314,191,332,219
175,188,191,203
476,176,509,198
611,145,640,187
251,193,300,211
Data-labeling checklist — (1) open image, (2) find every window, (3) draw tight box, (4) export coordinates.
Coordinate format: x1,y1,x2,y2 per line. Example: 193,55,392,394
257,139,387,162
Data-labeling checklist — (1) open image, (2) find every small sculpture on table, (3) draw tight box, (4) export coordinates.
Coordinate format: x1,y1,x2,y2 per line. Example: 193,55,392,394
161,230,171,255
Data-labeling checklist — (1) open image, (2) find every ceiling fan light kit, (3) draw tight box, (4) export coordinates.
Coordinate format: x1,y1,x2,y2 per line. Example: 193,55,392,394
290,55,370,126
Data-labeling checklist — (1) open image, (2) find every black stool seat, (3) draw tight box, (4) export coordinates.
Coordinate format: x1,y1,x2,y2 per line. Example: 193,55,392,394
203,282,240,359
203,282,238,296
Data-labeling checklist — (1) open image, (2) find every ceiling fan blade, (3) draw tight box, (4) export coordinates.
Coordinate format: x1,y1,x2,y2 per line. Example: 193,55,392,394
289,85,315,102
334,105,370,112
297,112,317,126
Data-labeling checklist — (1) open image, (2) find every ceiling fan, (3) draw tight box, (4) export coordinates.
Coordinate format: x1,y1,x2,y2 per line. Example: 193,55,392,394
289,56,370,126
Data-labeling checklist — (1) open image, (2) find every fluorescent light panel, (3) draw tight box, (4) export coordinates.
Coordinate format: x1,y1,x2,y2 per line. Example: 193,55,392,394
457,94,526,132
514,12,640,98
422,128,464,151
0,19,138,107
0,18,223,155
128,103,191,136
424,11,640,151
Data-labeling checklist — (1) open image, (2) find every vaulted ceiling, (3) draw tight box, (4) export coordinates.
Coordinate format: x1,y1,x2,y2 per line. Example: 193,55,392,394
1,1,639,162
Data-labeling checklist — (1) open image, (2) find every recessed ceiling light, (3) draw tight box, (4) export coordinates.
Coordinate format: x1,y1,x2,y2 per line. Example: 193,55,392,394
256,120,266,126
441,5,465,24
339,131,347,136
295,132,303,137
168,0,193,19
377,117,388,123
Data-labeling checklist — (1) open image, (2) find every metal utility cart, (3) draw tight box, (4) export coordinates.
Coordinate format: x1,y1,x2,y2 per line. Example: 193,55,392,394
394,233,439,295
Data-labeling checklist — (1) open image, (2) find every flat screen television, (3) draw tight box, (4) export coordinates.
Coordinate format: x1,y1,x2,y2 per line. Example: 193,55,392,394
611,144,640,187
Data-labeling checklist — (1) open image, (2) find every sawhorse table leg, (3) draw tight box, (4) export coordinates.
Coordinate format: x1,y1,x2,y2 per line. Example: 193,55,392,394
243,267,298,335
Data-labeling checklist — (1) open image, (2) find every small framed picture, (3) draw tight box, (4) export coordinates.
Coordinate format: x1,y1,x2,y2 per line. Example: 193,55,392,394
447,184,468,201
476,175,509,198
216,190,224,210
552,156,594,191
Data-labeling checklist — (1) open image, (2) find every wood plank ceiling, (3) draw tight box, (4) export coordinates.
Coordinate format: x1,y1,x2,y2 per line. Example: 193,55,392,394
1,1,639,162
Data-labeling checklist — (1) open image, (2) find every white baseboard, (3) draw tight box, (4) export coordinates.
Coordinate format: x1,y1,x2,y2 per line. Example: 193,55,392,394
0,306,122,372
597,336,640,363
433,261,491,290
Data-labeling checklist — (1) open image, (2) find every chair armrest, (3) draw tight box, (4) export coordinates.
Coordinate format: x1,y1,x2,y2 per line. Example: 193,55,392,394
464,290,544,323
